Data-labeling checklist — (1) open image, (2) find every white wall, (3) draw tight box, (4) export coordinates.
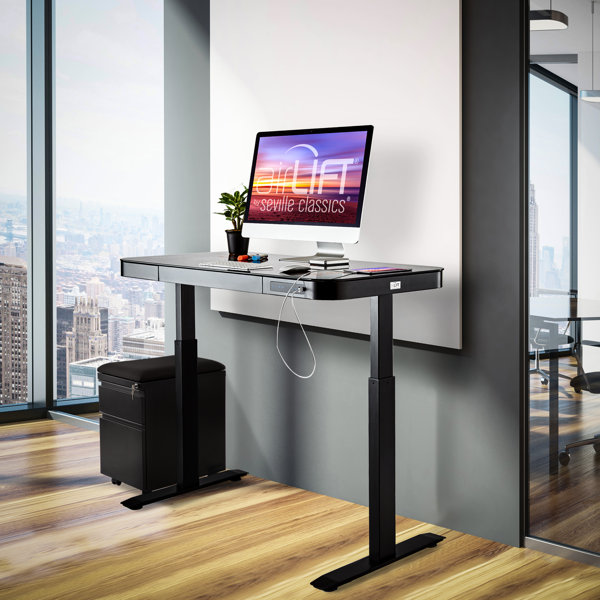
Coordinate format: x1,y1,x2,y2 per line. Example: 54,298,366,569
578,101,600,369
166,0,525,548
209,0,461,349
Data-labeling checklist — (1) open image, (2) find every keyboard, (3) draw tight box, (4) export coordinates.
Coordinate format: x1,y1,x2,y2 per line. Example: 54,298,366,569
198,260,272,272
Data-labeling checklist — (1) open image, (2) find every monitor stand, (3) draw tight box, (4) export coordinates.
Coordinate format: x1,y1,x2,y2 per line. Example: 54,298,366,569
279,242,346,263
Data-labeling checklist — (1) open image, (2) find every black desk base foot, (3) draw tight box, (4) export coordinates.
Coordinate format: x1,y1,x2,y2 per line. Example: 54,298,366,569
310,532,445,592
121,469,248,510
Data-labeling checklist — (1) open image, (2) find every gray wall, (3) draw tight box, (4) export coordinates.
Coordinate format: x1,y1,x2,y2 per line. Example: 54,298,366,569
165,0,525,546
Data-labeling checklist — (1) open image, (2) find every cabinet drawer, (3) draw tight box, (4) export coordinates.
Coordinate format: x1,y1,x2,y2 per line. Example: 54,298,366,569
100,416,145,491
99,380,144,426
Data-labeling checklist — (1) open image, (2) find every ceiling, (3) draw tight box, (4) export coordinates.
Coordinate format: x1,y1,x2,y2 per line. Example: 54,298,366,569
530,0,595,89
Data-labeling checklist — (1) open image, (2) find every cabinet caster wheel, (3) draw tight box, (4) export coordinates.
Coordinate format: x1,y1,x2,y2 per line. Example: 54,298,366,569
111,479,122,486
593,435,600,454
541,378,548,385
558,452,570,466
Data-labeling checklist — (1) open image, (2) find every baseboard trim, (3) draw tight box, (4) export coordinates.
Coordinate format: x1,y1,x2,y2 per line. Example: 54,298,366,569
48,410,99,432
525,536,600,568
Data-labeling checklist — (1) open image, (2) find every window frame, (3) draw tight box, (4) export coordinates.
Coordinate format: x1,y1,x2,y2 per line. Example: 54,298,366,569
1,0,164,422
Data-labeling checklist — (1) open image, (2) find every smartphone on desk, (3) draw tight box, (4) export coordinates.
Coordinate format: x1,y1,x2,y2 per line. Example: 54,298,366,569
348,267,412,275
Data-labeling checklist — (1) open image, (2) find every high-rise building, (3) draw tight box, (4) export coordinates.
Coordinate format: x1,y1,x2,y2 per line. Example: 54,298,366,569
69,356,112,398
128,285,145,309
144,298,164,320
541,245,560,290
560,236,570,291
528,183,539,297
65,298,108,396
0,257,28,405
86,277,105,299
57,304,75,398
62,285,85,306
122,328,165,359
108,315,136,353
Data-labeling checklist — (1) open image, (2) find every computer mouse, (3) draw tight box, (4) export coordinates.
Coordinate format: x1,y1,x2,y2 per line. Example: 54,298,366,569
279,265,311,275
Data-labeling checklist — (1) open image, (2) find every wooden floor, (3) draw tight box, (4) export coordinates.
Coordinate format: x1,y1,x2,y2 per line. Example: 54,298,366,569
529,356,600,553
1,419,600,600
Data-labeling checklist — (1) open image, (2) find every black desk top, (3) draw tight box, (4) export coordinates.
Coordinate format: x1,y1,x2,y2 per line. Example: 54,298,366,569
121,252,443,301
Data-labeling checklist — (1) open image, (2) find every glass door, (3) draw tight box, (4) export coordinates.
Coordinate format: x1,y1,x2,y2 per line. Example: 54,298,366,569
528,0,600,560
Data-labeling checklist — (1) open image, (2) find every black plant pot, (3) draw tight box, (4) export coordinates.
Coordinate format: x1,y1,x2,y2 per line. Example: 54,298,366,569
226,229,249,260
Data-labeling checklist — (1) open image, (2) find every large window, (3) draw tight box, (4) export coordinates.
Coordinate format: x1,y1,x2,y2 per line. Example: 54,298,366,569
54,0,164,403
0,1,29,408
529,70,575,296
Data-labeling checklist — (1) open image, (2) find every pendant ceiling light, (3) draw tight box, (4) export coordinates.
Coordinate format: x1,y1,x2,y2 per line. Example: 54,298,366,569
530,1,569,30
581,1,600,102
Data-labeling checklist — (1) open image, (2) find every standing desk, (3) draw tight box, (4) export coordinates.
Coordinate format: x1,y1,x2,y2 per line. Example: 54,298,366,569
530,296,600,475
121,251,444,591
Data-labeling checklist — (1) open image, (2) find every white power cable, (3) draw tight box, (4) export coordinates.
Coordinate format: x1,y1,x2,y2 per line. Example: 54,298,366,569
276,272,316,379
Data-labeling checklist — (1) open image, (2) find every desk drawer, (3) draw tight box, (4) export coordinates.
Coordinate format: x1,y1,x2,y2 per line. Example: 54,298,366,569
159,266,263,293
121,261,158,281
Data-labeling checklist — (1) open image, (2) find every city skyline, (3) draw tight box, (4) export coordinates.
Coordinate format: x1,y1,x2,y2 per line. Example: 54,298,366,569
0,191,166,405
529,73,571,270
529,182,571,295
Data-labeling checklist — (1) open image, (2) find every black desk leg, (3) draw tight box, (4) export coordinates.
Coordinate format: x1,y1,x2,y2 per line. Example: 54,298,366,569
573,321,583,376
310,295,444,592
122,283,246,510
548,322,559,476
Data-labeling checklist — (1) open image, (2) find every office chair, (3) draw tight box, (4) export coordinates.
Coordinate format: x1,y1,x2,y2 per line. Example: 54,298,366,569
529,316,575,385
558,359,600,465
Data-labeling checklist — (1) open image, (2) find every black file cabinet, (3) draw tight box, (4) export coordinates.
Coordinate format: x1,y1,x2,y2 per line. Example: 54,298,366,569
98,355,225,493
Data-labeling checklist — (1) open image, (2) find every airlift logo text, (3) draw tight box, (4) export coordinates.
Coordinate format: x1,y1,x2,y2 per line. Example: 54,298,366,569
247,131,368,225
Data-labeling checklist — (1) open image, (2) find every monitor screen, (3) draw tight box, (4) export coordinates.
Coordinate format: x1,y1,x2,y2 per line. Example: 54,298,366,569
243,125,373,232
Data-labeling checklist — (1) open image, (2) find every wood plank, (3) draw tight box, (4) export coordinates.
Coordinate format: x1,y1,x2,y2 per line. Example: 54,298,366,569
0,418,599,599
529,356,600,552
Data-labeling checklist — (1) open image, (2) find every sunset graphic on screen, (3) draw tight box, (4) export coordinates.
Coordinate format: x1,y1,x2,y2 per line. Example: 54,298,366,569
246,130,369,225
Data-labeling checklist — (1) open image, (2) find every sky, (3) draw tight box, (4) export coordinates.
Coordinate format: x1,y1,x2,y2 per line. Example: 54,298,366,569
0,0,163,212
529,73,572,266
0,0,27,199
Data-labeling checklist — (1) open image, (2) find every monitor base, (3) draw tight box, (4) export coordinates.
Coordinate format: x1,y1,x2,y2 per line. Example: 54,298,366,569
279,241,345,262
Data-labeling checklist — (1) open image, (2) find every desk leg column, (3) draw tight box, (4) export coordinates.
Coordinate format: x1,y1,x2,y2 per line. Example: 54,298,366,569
548,321,559,476
310,296,444,592
175,283,199,490
369,295,396,561
573,320,583,376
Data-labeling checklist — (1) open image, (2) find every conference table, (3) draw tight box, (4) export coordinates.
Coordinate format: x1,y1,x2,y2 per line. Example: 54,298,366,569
121,251,444,591
530,296,600,475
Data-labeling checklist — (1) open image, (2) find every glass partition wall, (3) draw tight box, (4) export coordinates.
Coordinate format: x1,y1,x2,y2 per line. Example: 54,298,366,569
528,0,600,562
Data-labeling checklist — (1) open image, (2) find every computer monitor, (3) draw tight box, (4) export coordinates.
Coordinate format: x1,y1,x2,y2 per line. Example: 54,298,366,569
241,125,373,260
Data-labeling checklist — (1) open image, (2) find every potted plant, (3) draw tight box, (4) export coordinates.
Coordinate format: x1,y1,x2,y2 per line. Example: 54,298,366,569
215,186,250,259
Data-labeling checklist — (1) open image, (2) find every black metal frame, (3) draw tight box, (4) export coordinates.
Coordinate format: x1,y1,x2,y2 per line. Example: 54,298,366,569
310,296,444,592
520,0,530,545
44,0,54,413
120,284,246,511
